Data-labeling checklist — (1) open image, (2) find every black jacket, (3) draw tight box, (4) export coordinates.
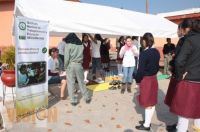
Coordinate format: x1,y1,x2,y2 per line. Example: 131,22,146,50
169,37,185,75
163,43,175,55
175,31,200,81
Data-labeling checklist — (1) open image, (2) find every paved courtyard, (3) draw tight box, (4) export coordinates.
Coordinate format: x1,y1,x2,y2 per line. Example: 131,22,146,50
2,78,190,132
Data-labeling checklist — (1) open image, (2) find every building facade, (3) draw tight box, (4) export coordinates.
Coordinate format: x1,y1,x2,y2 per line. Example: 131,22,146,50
157,8,200,24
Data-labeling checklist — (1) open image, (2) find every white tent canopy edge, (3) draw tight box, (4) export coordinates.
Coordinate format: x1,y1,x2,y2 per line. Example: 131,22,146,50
14,0,178,38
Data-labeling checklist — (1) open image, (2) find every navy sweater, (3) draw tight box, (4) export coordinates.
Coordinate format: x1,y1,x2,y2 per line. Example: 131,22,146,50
136,48,160,83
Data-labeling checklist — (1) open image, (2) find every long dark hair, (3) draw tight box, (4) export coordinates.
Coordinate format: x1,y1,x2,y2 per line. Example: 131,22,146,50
142,33,154,48
64,33,82,45
192,19,200,33
95,34,103,41
82,33,89,42
125,36,132,40
49,47,58,56
181,19,194,29
118,36,124,43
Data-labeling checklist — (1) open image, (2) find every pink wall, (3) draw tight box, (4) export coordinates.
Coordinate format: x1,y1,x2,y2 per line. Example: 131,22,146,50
0,1,14,47
0,1,63,49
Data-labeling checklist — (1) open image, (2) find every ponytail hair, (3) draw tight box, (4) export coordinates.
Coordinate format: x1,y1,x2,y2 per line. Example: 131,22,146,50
192,19,200,33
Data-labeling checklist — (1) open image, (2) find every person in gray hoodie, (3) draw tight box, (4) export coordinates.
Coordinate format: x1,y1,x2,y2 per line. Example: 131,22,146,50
64,33,92,106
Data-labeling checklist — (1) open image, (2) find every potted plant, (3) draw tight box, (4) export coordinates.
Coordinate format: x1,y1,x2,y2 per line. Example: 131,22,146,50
1,46,15,87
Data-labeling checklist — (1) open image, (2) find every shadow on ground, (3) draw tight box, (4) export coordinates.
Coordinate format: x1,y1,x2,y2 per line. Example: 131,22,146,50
124,129,134,132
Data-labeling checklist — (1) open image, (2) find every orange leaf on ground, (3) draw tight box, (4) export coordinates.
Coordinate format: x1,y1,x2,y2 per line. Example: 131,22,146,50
111,117,115,120
66,110,72,113
48,129,52,132
116,124,122,128
64,122,72,126
84,120,91,124
159,128,164,131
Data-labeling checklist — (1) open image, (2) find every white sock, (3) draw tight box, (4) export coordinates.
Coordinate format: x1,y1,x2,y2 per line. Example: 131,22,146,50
194,119,200,129
84,70,89,81
117,64,122,75
144,106,155,127
176,116,189,132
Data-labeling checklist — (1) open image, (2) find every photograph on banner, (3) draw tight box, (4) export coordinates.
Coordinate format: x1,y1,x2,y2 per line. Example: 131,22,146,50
17,61,46,88
15,16,49,119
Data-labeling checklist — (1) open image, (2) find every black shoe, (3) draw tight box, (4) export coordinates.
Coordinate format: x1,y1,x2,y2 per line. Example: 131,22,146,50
106,69,110,72
109,86,117,90
86,99,92,104
117,85,121,89
138,121,152,127
167,128,177,132
71,102,78,106
139,120,145,124
127,88,131,93
166,124,179,132
114,80,121,85
121,89,125,94
135,124,150,131
166,124,177,131
109,80,118,85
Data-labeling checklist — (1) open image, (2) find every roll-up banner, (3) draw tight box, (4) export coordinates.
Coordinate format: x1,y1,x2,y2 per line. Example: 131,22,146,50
15,16,49,119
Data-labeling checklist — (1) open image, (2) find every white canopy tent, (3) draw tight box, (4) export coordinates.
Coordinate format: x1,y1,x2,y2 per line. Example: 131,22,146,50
14,0,178,38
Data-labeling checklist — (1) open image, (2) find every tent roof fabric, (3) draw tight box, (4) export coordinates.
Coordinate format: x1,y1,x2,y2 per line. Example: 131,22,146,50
14,0,177,37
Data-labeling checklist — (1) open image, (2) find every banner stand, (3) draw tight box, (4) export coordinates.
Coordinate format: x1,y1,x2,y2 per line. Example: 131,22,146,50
15,16,49,120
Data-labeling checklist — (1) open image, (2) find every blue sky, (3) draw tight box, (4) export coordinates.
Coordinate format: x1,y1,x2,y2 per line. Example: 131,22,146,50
81,0,200,14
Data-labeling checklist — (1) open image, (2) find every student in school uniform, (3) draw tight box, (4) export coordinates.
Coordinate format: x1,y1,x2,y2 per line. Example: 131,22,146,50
135,33,160,131
165,19,195,131
165,23,185,107
82,33,91,83
116,36,125,76
88,34,104,83
170,19,200,132
100,38,110,72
